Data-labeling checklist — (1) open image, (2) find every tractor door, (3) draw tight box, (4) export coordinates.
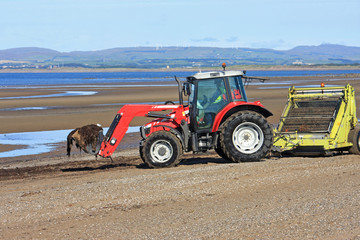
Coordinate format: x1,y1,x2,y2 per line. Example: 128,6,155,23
190,77,229,132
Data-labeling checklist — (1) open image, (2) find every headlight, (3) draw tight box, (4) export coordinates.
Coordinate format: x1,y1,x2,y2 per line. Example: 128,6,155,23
110,138,117,145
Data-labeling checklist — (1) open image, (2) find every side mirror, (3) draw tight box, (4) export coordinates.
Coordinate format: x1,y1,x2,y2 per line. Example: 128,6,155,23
183,83,191,96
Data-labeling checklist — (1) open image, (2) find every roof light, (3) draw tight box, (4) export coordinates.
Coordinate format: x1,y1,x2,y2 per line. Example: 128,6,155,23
222,62,226,71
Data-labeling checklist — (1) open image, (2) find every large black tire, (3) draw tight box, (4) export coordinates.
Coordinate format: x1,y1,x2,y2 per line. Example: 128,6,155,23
164,100,175,105
220,111,273,162
139,143,145,162
348,126,360,155
214,138,231,161
141,131,182,168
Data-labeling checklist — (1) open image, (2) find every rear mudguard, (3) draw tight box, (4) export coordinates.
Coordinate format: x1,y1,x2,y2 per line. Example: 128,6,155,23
212,101,273,132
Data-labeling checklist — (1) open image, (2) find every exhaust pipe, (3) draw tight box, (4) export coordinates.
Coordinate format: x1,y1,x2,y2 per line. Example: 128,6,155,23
175,76,183,105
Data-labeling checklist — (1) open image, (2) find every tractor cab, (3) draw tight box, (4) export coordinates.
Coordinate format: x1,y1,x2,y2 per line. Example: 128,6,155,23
185,71,248,132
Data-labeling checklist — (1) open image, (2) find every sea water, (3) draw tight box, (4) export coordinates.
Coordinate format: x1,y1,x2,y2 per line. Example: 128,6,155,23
0,127,139,158
1,69,360,87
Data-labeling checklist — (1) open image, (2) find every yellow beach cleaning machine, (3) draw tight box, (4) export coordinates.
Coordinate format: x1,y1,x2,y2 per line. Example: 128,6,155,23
272,84,360,155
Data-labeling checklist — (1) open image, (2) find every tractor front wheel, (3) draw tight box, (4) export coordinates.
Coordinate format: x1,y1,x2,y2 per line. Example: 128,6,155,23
220,111,273,162
141,131,182,168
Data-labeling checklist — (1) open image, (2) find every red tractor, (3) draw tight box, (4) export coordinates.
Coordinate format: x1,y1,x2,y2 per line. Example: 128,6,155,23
98,66,273,168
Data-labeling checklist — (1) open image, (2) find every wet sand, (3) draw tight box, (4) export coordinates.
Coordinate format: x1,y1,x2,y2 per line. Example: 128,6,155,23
1,74,360,157
0,83,179,133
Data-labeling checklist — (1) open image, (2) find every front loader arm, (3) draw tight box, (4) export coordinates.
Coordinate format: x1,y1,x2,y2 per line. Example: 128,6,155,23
98,104,183,158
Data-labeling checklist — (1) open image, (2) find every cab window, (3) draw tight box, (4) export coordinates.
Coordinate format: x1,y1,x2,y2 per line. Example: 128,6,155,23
228,76,246,101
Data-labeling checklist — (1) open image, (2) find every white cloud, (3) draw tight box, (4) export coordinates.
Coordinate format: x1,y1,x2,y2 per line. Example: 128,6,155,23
248,40,288,49
191,37,219,43
226,36,238,43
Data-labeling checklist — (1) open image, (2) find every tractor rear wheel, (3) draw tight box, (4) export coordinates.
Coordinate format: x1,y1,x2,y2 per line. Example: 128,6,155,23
349,126,360,154
220,111,273,162
214,138,231,161
141,131,182,168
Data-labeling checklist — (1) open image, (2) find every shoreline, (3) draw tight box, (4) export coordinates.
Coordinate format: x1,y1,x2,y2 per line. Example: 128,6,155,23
0,65,359,73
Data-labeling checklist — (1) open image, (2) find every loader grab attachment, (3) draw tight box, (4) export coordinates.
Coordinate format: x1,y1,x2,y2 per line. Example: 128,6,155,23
272,84,358,154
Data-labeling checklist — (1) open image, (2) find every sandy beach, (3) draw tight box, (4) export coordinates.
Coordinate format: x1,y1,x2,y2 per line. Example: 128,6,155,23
2,75,360,134
1,73,360,239
0,82,180,133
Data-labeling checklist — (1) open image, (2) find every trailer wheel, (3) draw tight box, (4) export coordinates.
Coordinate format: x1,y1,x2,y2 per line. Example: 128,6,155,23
349,126,360,155
141,131,182,168
220,111,273,162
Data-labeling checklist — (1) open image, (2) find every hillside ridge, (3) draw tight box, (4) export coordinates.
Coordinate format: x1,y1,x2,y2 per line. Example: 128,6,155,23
1,44,359,68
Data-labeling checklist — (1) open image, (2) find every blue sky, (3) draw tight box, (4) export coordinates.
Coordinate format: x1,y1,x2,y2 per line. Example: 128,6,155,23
0,0,359,52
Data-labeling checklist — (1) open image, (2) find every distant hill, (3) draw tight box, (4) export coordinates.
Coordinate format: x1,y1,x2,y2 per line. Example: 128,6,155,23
0,47,60,61
286,44,360,64
1,44,360,68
